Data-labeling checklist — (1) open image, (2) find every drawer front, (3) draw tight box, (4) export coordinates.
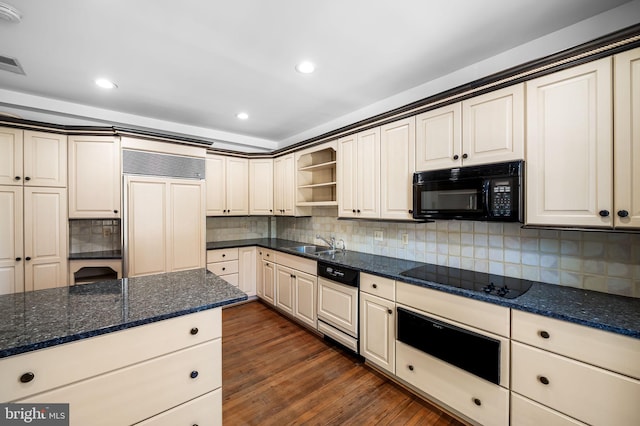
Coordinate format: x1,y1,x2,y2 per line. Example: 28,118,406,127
258,248,275,262
136,388,222,426
19,340,221,426
511,393,587,426
1,308,221,402
275,251,317,275
511,341,640,426
207,260,239,275
360,272,395,300
396,281,510,337
512,309,640,379
206,248,239,263
396,341,509,426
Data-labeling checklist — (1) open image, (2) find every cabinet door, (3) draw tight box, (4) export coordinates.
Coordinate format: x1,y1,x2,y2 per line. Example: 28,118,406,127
262,260,276,306
294,270,317,329
23,187,67,291
249,159,274,215
356,128,381,219
526,57,613,227
68,136,121,218
462,83,524,166
0,127,23,186
168,180,205,272
380,117,415,220
127,178,167,277
205,155,226,216
274,154,295,215
226,157,249,215
0,186,23,294
23,131,67,187
415,103,461,171
275,265,295,315
256,249,264,297
360,292,395,374
614,47,640,228
238,246,256,296
337,134,358,217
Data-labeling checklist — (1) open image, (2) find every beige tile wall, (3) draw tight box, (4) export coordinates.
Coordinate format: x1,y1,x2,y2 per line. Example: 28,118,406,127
275,209,640,298
206,216,271,242
70,219,121,253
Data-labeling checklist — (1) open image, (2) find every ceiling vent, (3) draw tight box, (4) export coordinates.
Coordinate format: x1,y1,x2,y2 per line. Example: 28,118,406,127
0,54,25,75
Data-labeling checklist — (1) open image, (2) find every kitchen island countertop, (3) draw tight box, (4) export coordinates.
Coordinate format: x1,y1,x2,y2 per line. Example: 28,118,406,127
0,268,247,358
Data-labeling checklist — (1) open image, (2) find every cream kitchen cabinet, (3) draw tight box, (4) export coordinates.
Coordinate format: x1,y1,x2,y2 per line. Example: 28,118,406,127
510,309,640,426
380,117,416,220
0,129,67,188
249,158,274,215
415,84,524,171
296,141,338,207
206,248,239,286
337,128,380,218
275,264,296,316
271,251,317,329
0,186,68,294
613,47,640,228
360,273,396,374
260,256,276,306
127,176,205,277
206,154,249,216
2,308,223,426
68,136,121,218
238,246,257,297
526,57,613,227
274,153,310,216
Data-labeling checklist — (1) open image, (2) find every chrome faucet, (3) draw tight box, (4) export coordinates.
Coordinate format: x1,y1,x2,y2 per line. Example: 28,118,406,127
316,234,335,249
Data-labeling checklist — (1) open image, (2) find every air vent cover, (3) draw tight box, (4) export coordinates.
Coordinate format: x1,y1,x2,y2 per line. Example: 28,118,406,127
0,54,25,75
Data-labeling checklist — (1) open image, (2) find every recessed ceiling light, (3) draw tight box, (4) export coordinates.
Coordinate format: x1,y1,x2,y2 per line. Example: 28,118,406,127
236,112,249,120
295,61,315,74
0,2,22,23
95,78,117,89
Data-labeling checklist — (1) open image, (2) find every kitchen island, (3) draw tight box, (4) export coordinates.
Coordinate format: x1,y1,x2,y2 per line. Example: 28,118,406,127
0,268,247,425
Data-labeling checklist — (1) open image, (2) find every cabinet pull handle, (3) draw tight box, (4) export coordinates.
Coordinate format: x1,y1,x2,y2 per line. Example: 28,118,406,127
25,257,31,261
24,176,31,181
190,371,199,379
372,283,377,289
538,376,550,385
539,330,550,339
408,365,414,371
473,398,481,406
387,309,392,315
113,209,118,214
408,210,413,214
599,210,610,217
222,254,226,257
352,209,356,213
453,154,459,160
222,267,226,271
618,210,629,218
357,209,361,213
20,372,35,383
190,327,199,335
14,176,21,181
462,153,468,159
15,257,21,261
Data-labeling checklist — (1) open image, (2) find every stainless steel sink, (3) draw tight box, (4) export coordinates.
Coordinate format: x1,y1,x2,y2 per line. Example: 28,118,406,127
287,245,332,255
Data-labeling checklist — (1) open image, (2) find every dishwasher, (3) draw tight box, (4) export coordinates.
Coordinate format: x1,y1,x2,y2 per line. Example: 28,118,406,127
317,261,360,354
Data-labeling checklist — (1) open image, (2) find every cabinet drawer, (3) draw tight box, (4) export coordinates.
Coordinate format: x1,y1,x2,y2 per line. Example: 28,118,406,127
360,272,395,300
396,281,510,337
206,248,239,263
19,339,220,426
135,388,222,426
207,260,239,276
511,341,640,426
1,308,221,402
512,309,640,379
396,341,509,426
511,392,587,426
275,251,316,275
258,248,275,262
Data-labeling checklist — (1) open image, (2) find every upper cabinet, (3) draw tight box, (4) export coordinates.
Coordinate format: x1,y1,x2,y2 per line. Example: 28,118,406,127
415,84,524,171
380,117,415,220
206,154,249,216
249,158,274,215
296,141,337,207
0,128,67,187
526,57,614,228
274,154,310,216
338,128,380,219
68,136,121,218
614,47,640,229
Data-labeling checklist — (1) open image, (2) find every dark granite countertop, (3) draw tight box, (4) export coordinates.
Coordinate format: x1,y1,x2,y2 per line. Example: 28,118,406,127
0,269,247,358
68,250,122,260
207,238,640,339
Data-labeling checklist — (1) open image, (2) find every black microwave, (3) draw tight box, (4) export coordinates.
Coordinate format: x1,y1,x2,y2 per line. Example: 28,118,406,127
412,160,523,222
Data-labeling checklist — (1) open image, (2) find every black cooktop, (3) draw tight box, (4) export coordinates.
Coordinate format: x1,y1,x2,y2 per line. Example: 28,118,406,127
400,264,533,299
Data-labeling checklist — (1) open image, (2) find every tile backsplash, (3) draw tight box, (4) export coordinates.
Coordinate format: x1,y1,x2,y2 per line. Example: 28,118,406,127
276,209,640,298
70,219,121,253
206,216,272,242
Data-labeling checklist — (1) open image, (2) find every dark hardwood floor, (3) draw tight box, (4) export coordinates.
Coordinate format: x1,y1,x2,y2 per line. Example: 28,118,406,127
222,301,466,425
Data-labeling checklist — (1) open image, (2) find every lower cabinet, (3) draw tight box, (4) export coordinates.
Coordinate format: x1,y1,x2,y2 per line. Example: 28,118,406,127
510,392,586,426
1,309,222,425
359,273,396,374
257,248,276,306
207,248,239,286
275,259,318,329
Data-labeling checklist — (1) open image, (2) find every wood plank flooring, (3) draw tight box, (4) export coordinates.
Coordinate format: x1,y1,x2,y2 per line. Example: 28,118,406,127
222,301,466,425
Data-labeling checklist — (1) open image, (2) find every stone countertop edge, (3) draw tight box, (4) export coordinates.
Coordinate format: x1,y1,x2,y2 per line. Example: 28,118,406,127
0,269,247,359
207,238,640,339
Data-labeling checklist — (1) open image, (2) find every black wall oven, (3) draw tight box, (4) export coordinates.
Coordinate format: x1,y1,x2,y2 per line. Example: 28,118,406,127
412,160,523,222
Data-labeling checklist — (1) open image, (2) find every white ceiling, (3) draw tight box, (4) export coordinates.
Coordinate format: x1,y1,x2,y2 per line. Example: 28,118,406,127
0,0,638,152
